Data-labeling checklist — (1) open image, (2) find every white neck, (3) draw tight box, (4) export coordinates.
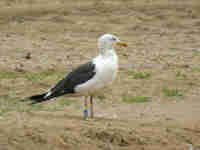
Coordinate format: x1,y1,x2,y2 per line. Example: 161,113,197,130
100,48,116,57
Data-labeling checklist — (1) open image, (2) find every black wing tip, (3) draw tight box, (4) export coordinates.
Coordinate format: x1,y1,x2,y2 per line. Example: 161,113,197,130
29,94,45,100
29,93,47,104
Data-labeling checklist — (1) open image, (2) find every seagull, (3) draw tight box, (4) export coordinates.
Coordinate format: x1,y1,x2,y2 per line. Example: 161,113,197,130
29,34,127,119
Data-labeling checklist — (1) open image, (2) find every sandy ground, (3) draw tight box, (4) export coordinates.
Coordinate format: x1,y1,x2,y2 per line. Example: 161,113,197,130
0,0,200,149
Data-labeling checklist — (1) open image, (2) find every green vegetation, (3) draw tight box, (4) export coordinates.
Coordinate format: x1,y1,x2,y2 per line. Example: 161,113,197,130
59,99,72,106
31,103,44,110
24,69,65,83
97,95,106,104
128,71,151,79
24,69,56,82
0,94,24,115
191,67,200,72
0,94,73,115
16,47,26,51
0,69,66,83
122,96,150,103
15,16,25,24
44,105,63,112
74,104,82,110
163,88,183,97
0,71,18,79
0,107,12,115
176,72,186,80
24,74,41,82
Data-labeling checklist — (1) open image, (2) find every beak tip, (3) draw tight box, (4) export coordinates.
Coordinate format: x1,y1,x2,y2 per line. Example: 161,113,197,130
118,42,128,47
123,43,128,47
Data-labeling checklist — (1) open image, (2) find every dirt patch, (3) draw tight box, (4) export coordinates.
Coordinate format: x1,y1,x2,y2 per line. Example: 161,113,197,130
1,113,200,150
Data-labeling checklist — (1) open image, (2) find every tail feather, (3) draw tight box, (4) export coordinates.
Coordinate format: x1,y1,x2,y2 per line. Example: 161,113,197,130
29,93,48,104
30,93,46,101
29,92,65,104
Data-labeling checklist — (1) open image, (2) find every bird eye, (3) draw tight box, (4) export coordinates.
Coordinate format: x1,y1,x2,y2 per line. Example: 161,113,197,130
111,37,116,41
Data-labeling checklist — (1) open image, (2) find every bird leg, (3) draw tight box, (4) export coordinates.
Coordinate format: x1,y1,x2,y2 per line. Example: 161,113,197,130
84,96,88,120
90,96,94,118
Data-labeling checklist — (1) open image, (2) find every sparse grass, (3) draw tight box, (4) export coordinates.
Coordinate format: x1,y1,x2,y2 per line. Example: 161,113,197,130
16,47,26,51
0,3,64,23
0,71,18,79
0,95,13,115
24,74,41,82
176,71,186,80
0,94,17,103
191,67,200,72
0,94,49,115
97,95,106,104
0,91,74,115
128,71,151,79
0,107,12,115
0,94,26,115
24,69,65,83
0,69,66,83
59,99,72,106
122,96,150,103
163,88,183,97
74,104,82,110
15,16,25,23
31,103,44,110
42,105,63,112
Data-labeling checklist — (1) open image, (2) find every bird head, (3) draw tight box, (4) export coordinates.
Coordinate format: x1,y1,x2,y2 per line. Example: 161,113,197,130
98,34,127,53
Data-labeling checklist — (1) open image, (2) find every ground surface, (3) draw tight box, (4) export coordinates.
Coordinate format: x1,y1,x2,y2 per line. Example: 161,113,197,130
0,0,200,149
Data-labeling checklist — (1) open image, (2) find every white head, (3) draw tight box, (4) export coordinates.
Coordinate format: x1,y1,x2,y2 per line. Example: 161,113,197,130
98,34,127,54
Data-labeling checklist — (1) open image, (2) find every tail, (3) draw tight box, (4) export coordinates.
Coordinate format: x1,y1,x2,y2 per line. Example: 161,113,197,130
29,92,65,104
29,93,49,104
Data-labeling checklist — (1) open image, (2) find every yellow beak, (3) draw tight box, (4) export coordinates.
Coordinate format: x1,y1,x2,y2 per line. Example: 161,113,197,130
116,42,128,47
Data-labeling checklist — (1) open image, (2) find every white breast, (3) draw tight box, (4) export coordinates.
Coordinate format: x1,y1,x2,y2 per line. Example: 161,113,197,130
75,51,118,94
